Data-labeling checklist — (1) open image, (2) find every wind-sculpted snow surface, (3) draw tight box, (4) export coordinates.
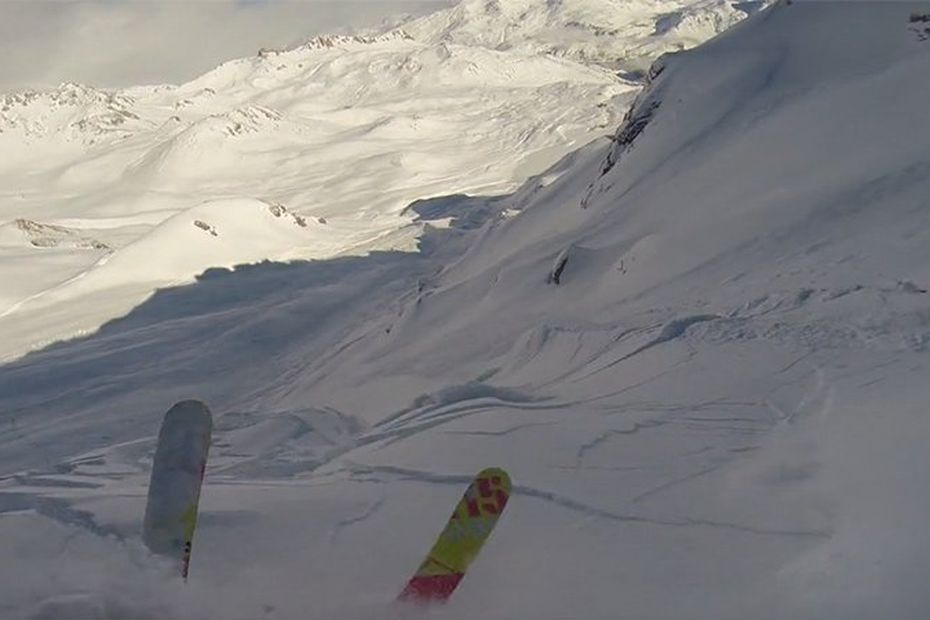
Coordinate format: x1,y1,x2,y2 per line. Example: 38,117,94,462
3,1,930,619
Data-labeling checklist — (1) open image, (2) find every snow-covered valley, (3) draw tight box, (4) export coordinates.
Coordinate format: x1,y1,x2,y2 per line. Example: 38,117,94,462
3,1,930,618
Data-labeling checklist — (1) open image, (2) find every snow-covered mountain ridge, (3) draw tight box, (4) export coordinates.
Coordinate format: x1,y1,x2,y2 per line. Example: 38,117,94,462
398,0,769,74
0,0,764,141
274,29,416,54
0,82,143,143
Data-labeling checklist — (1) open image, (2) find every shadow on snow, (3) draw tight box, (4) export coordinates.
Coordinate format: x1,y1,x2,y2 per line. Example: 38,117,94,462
0,192,504,474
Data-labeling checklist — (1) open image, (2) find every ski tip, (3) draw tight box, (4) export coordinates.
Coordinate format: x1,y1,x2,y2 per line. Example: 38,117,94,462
476,467,511,488
165,400,212,418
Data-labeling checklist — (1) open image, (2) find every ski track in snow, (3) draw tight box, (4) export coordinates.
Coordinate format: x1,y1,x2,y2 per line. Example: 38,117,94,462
339,462,827,539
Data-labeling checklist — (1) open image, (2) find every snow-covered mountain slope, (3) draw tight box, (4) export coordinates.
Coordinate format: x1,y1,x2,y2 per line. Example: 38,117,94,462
4,1,930,619
0,0,755,363
0,34,630,362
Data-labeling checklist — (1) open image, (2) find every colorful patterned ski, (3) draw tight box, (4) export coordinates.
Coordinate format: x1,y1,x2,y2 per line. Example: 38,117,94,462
142,400,212,581
398,467,511,604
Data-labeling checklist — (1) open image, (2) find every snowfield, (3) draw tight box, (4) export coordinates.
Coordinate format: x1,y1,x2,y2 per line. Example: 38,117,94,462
3,0,930,619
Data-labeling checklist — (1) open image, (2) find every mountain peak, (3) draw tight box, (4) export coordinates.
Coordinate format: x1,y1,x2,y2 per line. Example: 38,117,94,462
259,30,416,58
0,81,141,141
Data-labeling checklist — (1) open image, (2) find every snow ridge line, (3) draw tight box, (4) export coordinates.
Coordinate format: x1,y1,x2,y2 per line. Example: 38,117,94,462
334,495,387,531
594,314,721,372
575,420,671,466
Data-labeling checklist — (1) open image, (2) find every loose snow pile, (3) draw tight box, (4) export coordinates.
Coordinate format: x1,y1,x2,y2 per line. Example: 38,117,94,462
3,1,930,619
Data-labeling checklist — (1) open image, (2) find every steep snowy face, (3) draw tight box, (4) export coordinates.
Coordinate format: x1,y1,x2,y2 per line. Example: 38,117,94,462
264,2,930,617
346,0,930,440
401,0,769,75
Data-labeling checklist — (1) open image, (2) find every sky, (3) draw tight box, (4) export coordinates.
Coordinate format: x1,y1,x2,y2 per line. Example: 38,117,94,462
0,1,453,92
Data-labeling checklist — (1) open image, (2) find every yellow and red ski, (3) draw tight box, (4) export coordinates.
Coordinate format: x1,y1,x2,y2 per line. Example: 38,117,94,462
398,467,511,603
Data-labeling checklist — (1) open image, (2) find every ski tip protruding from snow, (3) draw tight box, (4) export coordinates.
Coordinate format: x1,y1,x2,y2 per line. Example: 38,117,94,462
142,400,213,579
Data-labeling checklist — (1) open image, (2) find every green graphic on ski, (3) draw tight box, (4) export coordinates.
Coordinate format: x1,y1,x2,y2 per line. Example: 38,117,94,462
398,467,511,604
143,400,212,580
